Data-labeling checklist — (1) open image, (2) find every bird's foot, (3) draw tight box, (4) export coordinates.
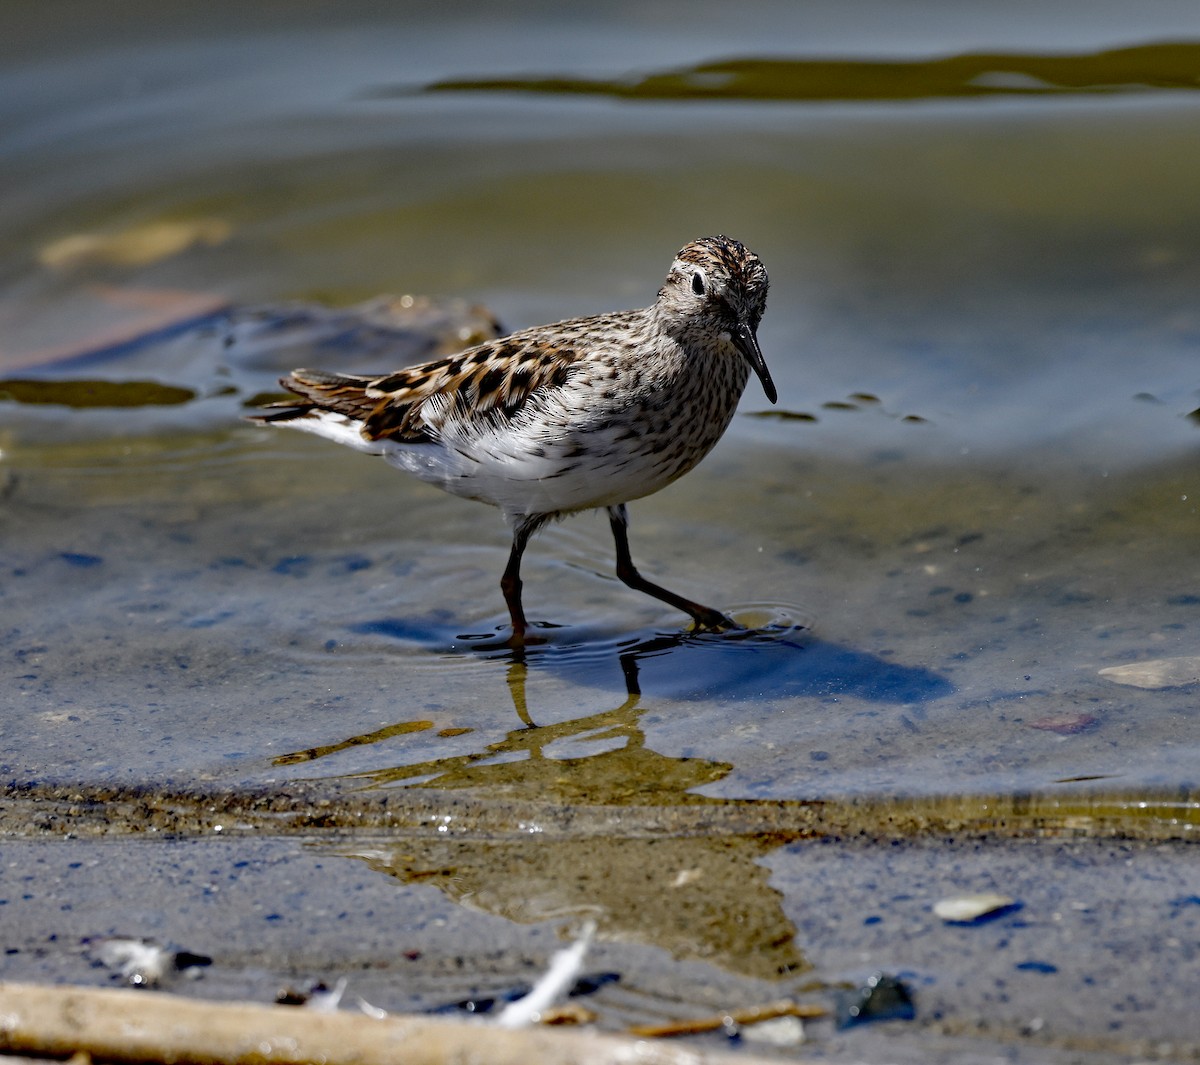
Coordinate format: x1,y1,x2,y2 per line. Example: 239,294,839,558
688,609,743,634
456,624,551,654
508,629,549,649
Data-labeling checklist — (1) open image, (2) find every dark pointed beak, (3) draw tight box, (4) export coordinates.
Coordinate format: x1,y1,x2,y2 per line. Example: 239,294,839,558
733,321,777,404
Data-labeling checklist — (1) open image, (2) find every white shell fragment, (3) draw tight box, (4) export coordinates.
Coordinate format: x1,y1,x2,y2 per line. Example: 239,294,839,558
740,1015,806,1046
1098,657,1200,689
92,938,173,986
934,893,1016,923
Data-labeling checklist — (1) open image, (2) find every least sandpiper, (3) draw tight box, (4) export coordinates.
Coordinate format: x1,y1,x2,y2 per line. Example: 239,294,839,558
254,235,775,643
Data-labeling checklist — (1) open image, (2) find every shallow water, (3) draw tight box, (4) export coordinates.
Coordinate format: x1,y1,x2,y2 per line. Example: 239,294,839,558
2,4,1199,1062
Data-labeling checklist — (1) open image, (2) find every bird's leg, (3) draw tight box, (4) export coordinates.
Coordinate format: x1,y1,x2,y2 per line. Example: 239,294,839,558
500,523,533,644
607,505,738,631
500,516,553,647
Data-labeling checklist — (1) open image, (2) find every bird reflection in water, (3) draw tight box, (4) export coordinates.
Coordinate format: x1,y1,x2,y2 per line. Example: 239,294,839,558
274,625,950,980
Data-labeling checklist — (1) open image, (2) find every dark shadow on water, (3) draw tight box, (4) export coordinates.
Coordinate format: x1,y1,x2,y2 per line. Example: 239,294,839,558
349,614,954,707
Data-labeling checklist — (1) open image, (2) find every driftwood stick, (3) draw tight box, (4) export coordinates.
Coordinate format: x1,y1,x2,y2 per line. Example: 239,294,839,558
0,981,788,1065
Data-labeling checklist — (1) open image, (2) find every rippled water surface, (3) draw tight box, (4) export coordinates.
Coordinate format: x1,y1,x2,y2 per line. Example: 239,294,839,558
2,4,1199,1062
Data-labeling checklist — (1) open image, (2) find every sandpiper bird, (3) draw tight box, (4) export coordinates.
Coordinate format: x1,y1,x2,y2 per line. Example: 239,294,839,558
254,235,775,643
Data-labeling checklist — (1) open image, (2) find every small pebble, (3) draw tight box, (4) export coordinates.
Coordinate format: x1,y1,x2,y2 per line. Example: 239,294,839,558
1098,656,1200,689
836,972,915,1028
1027,713,1097,735
934,892,1017,923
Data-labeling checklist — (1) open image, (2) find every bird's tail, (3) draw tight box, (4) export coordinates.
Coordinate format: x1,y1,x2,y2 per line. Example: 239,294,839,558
247,369,377,423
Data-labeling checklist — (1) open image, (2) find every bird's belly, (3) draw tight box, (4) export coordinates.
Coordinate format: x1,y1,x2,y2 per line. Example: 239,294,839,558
379,416,721,520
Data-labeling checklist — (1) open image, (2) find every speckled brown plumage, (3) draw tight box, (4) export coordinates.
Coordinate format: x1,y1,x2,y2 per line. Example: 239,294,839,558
254,235,775,644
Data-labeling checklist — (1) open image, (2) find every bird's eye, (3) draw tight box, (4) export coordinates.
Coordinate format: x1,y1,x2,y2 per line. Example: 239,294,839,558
691,270,706,296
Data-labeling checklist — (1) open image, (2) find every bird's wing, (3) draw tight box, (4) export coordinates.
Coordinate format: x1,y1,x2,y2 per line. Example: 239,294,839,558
260,331,583,444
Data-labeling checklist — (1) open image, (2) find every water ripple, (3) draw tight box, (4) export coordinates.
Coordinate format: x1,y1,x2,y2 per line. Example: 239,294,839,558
349,602,952,706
